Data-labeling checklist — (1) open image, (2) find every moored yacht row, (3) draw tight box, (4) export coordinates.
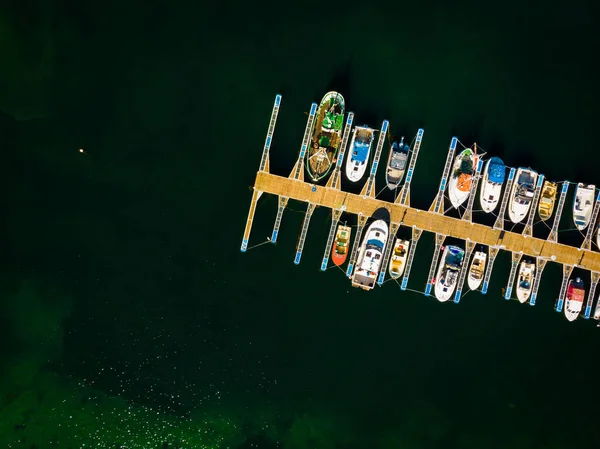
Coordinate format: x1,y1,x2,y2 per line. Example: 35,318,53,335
447,149,599,239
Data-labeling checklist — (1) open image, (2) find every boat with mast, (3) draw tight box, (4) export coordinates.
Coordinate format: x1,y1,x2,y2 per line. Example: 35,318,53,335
306,92,345,181
434,245,465,302
516,260,535,303
448,145,478,209
508,167,538,224
538,180,557,221
479,156,505,213
573,183,595,230
565,277,585,321
345,126,376,183
351,220,388,290
385,137,410,190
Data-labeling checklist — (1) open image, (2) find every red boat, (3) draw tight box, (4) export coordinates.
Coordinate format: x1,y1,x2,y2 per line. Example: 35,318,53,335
331,225,351,266
565,277,585,322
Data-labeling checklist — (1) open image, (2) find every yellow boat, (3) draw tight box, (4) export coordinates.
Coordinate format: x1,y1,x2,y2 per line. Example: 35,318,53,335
388,239,410,279
538,180,557,221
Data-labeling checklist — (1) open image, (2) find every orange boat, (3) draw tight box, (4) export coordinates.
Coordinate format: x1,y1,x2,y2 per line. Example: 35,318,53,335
331,225,351,266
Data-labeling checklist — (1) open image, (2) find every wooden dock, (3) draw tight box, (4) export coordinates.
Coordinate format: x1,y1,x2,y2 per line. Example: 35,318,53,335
253,171,600,271
241,94,600,324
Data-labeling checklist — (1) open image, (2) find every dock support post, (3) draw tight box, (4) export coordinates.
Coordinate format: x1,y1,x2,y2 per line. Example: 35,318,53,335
493,168,516,230
555,264,574,312
326,112,354,190
548,182,570,242
346,214,368,277
241,189,263,252
584,272,600,319
290,102,318,181
259,94,282,173
581,190,600,250
396,128,424,207
377,222,401,285
504,251,523,300
529,258,548,306
425,234,446,296
454,239,475,303
429,137,457,214
594,289,600,321
523,175,545,237
401,227,423,290
271,196,289,242
462,159,484,222
481,246,500,294
320,208,344,271
294,203,316,265
360,120,389,198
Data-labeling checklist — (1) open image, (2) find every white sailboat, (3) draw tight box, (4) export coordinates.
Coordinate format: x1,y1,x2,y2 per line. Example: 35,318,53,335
479,157,505,213
345,126,375,183
351,220,388,290
516,260,535,303
565,277,585,322
508,167,538,224
447,147,477,209
434,245,465,302
572,183,595,231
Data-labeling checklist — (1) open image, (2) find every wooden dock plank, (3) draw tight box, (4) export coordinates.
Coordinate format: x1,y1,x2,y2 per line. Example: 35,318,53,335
254,172,599,272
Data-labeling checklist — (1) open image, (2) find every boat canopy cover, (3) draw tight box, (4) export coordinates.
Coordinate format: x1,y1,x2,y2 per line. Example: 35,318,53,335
366,239,384,250
447,248,464,266
352,141,370,163
489,157,506,183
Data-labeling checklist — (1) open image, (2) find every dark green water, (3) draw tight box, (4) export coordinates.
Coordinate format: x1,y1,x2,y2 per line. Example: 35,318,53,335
1,0,599,447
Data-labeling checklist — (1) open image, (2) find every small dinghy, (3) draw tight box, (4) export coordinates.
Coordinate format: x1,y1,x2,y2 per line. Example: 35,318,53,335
388,239,410,278
467,251,487,291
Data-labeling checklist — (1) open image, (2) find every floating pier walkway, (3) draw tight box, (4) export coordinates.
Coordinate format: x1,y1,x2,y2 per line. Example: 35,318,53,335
241,94,600,325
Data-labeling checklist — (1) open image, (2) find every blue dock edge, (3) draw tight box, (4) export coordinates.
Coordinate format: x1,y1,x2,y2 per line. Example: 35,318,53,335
401,277,408,290
294,251,302,265
377,272,385,285
424,283,432,296
481,281,488,294
240,239,248,252
555,298,564,312
310,103,317,116
453,290,461,304
504,287,512,300
275,94,281,107
346,264,354,278
320,258,328,271
529,294,537,306
271,230,278,242
584,305,591,319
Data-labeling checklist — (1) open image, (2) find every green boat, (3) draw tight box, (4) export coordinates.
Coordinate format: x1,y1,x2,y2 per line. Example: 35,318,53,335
306,91,345,181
